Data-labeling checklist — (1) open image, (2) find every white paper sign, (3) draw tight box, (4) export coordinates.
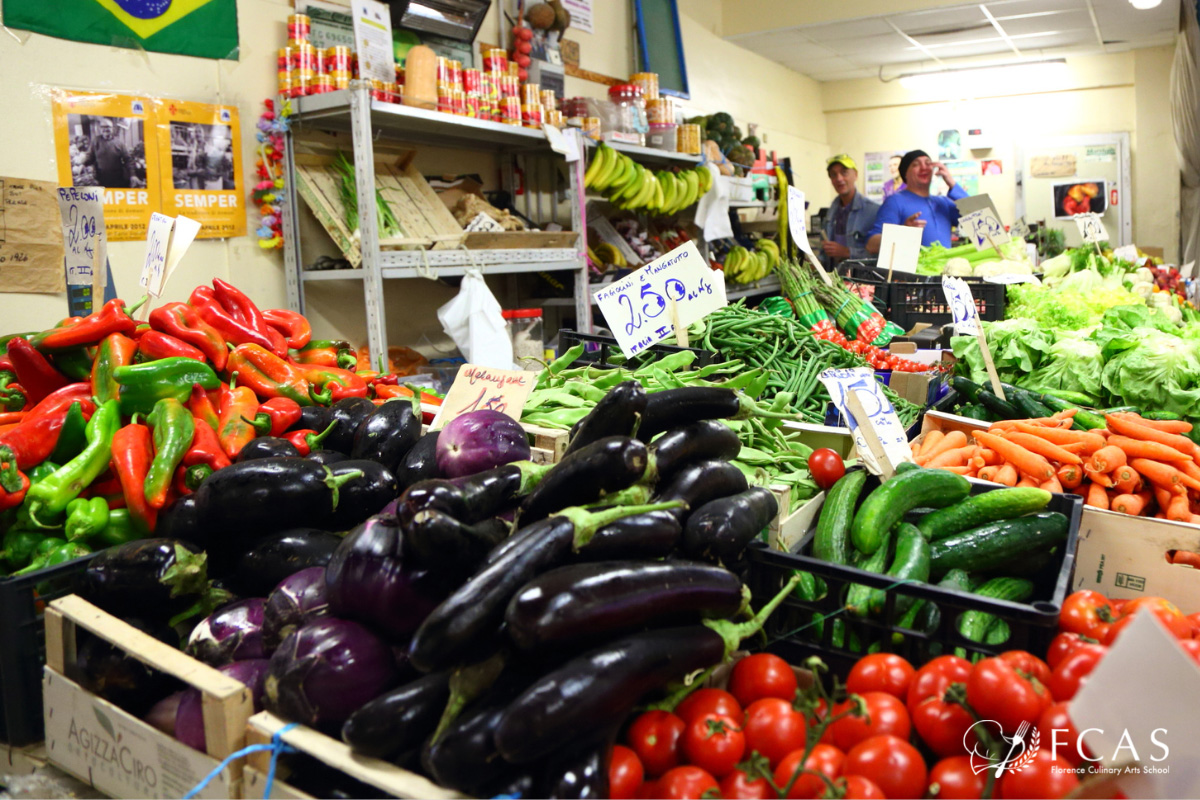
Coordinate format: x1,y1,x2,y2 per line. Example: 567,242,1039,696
560,0,594,33
1074,212,1109,244
352,0,395,84
465,212,504,233
56,187,106,287
819,367,913,475
877,224,923,275
140,212,174,297
594,241,727,358
942,276,980,334
958,207,1010,251
1113,244,1140,263
787,186,814,256
1010,216,1031,239
983,273,1037,285
544,125,581,162
163,215,200,291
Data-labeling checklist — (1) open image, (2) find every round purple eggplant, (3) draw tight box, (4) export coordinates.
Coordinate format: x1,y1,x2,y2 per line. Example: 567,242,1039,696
262,567,331,651
186,599,267,665
436,410,530,478
175,659,271,753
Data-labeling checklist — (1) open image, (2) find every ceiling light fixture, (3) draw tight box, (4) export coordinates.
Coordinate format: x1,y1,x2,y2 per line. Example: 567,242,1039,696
1129,0,1162,9
896,58,1068,92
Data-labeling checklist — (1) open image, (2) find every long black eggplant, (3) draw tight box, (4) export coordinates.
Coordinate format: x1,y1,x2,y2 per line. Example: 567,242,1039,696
306,450,348,466
323,397,378,454
649,419,742,479
422,700,518,794
636,387,792,442
505,560,745,651
494,575,799,764
235,437,301,462
232,529,342,597
540,733,613,799
154,495,210,549
406,509,509,577
351,396,421,473
80,539,218,621
325,460,399,530
564,381,646,456
517,436,648,523
683,487,779,562
578,510,681,561
341,671,451,759
394,430,440,490
288,405,332,435
654,459,748,522
397,461,550,526
407,501,680,673
76,617,183,716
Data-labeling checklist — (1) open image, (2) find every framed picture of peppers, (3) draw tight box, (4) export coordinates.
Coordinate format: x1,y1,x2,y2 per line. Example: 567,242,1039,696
1052,179,1107,218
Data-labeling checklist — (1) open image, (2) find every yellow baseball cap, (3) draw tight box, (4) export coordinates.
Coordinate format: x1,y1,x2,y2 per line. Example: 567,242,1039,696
827,154,858,171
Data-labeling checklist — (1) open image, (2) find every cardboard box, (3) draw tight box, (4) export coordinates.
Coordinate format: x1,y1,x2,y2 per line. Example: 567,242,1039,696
781,422,855,460
885,342,953,407
1,741,47,776
1073,508,1200,613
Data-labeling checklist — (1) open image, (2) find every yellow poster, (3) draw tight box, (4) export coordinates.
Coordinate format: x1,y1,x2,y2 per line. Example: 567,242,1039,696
155,98,246,238
52,90,159,242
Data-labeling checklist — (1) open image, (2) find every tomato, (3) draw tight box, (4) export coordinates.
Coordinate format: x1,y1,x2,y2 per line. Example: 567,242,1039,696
1047,644,1108,701
676,688,743,726
1186,612,1200,638
682,713,745,778
995,749,1080,799
1179,638,1200,666
998,650,1051,687
1104,596,1192,644
774,744,845,799
657,766,720,800
1037,701,1091,767
812,698,836,745
729,653,799,706
627,710,686,778
927,755,985,799
808,449,846,491
846,653,916,700
719,765,774,799
1046,632,1093,670
844,735,928,800
609,745,644,800
966,657,1053,734
1059,591,1116,640
907,655,976,757
743,698,808,768
829,692,911,752
826,775,887,799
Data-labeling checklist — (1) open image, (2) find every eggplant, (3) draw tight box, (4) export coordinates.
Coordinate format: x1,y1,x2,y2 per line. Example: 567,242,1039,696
517,436,648,523
263,566,331,651
306,450,348,466
683,487,779,562
437,409,531,478
236,437,301,462
145,691,184,736
351,397,422,473
650,419,742,479
325,459,400,530
232,529,341,597
540,734,613,799
80,539,212,620
186,598,267,665
422,701,515,794
154,495,209,549
340,671,451,759
654,459,749,521
264,617,398,730
289,404,332,435
637,387,753,442
325,512,449,640
406,509,509,577
398,461,550,526
175,659,271,752
579,510,681,561
324,397,378,455
505,560,744,651
394,430,441,490
565,381,647,456
408,501,677,673
77,617,182,716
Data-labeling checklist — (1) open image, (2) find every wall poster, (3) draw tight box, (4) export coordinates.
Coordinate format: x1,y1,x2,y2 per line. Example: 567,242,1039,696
864,150,905,204
155,99,245,238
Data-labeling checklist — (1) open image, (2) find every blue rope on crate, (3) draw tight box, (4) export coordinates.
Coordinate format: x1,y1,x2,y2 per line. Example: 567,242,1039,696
182,722,298,800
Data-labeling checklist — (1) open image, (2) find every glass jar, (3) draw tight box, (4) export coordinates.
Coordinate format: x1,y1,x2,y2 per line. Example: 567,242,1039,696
606,84,648,145
502,309,544,370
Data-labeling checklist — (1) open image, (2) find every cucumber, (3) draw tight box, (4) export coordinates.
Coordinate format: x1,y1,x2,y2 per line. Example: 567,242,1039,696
958,404,991,422
904,569,972,646
1100,406,1141,415
1142,411,1184,421
1071,409,1108,431
930,512,1069,576
846,528,893,617
916,488,1053,541
851,469,971,555
951,377,985,404
831,618,846,648
792,570,820,601
813,470,868,565
977,390,1019,420
958,577,1033,643
895,461,921,474
868,523,931,616
1041,390,1094,407
1011,391,1053,419
984,618,1011,646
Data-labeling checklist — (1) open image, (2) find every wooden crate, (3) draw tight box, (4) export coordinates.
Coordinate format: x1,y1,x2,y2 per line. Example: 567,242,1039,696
520,422,568,462
462,230,579,250
246,712,463,800
42,595,255,799
243,766,314,800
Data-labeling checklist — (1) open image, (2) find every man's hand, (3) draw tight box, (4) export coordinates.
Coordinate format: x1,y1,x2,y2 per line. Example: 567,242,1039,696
904,212,927,229
821,241,850,259
934,161,957,189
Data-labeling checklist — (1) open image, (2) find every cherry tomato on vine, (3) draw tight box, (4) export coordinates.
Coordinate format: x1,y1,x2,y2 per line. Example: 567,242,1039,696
907,655,976,757
608,745,644,800
720,762,775,799
807,449,846,491
927,755,986,799
774,744,845,800
829,692,911,752
843,735,927,800
681,713,745,778
825,775,886,799
743,698,807,768
995,749,1080,799
729,653,799,706
675,688,743,726
657,766,720,800
626,710,685,778
846,653,916,700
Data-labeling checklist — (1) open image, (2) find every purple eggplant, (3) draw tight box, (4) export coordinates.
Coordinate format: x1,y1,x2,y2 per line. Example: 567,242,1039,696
145,691,184,736
325,512,449,640
174,659,271,753
232,529,341,597
264,618,399,730
263,567,331,651
436,410,531,478
186,598,267,665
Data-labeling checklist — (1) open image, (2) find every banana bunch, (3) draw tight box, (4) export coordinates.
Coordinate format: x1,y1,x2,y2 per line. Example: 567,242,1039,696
591,242,627,268
724,239,782,285
583,143,713,215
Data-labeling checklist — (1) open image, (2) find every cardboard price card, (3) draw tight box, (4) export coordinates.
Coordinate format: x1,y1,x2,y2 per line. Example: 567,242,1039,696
1010,216,1031,240
941,276,980,334
155,99,245,239
431,364,537,430
818,368,913,475
958,208,1010,251
56,187,106,288
877,223,922,275
140,212,174,297
1074,212,1109,244
786,186,815,256
594,241,727,358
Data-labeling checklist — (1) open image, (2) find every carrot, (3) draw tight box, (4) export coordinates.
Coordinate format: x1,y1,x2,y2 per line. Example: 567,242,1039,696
1041,476,1063,493
1169,550,1200,568
928,448,971,469
1111,493,1148,516
1109,412,1192,434
914,430,943,459
1111,466,1141,494
1083,465,1114,488
1011,423,1100,446
1180,460,1200,485
1057,464,1082,490
1105,415,1197,457
1085,483,1110,509
968,455,987,472
995,464,1018,486
1168,494,1193,522
1129,458,1200,493
1017,476,1039,488
973,431,1055,481
1153,485,1176,513
922,431,967,462
1004,432,1083,466
1089,446,1127,473
939,466,973,475
979,448,1000,466
977,466,1000,482
1105,435,1191,463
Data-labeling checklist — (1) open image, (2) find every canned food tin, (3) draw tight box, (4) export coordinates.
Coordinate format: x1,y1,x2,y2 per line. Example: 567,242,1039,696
328,70,353,82
450,60,462,88
325,46,352,72
277,47,293,70
500,76,519,98
287,14,310,42
540,89,557,110
677,123,702,155
522,103,544,128
521,83,541,106
453,89,468,115
436,56,452,84
646,97,675,124
332,74,350,90
500,96,521,125
484,48,508,74
437,88,455,114
582,117,602,140
631,72,659,100
463,68,483,95
312,76,335,95
290,43,318,72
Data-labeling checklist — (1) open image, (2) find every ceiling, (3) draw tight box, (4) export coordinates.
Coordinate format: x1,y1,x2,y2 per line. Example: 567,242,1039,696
724,0,1180,82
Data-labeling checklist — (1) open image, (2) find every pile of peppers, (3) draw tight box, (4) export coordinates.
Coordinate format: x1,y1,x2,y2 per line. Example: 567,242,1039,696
0,279,442,577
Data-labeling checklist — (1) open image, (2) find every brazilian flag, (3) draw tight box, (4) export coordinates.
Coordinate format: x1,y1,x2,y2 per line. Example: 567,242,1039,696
2,0,239,60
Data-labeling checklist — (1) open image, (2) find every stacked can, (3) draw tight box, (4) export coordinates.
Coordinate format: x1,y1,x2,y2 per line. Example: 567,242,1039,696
287,14,310,46
291,42,319,96
647,97,675,125
437,83,455,114
581,117,602,140
311,75,335,95
483,48,508,74
278,47,297,98
500,96,521,125
540,89,557,111
677,123,702,155
631,72,659,101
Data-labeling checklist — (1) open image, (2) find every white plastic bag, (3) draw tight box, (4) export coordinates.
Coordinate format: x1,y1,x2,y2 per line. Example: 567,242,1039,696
694,163,733,241
437,269,514,368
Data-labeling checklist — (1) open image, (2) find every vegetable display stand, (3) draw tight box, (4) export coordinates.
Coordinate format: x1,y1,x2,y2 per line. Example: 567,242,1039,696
246,711,462,800
0,555,95,746
1073,508,1200,612
744,482,1082,676
42,595,254,800
558,328,716,369
889,279,1006,331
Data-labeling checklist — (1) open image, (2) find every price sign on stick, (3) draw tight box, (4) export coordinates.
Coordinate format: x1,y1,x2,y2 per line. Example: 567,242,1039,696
878,224,922,282
1074,213,1109,245
819,368,913,478
955,194,1010,255
942,276,1006,400
56,187,106,295
787,187,833,285
1010,216,1031,240
431,364,537,430
140,212,174,298
594,241,727,359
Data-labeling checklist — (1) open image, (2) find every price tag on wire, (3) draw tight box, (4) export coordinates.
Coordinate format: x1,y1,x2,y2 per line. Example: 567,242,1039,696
818,368,913,477
430,364,537,430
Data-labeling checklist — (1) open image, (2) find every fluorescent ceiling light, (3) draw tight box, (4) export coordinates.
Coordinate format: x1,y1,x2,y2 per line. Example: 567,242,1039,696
1129,0,1162,8
897,59,1068,92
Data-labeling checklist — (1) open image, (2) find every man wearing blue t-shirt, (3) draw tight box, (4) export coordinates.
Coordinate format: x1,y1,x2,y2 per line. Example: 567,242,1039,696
866,149,968,253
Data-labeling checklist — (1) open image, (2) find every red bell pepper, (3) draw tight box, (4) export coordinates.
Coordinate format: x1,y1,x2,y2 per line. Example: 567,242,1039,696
218,384,259,459
0,383,95,470
29,299,138,351
138,330,206,362
283,422,336,457
211,279,289,356
183,418,232,472
110,422,157,534
148,303,229,370
188,384,222,432
226,344,319,405
290,340,358,370
7,337,69,404
91,332,138,405
249,397,302,436
0,445,29,511
263,308,313,350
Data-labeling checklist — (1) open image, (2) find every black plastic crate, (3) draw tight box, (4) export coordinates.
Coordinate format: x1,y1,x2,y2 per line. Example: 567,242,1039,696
889,279,1006,332
558,329,715,369
0,554,96,745
744,480,1081,676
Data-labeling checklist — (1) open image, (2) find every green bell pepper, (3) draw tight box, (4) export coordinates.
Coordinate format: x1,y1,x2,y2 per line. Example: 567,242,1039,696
49,401,89,464
144,398,194,509
25,399,119,526
95,508,143,548
15,540,91,575
0,529,45,570
65,496,110,542
113,357,220,417
51,347,95,381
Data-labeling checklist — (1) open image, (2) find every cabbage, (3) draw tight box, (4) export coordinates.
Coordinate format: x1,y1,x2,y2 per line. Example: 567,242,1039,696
1023,338,1104,403
1101,329,1200,416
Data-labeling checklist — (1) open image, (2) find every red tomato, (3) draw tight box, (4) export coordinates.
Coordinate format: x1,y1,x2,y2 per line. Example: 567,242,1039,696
608,745,644,800
743,698,808,768
657,766,720,800
1037,702,1091,767
830,692,912,752
826,775,887,799
1046,632,1092,670
927,755,985,799
676,688,743,726
966,657,1053,734
1104,596,1192,644
681,713,745,778
846,653,916,700
719,766,774,799
808,449,846,491
1059,591,1116,640
729,653,799,706
774,744,845,799
1187,612,1200,638
907,655,976,757
1047,644,1108,701
998,651,1052,687
627,710,686,778
844,735,928,800
812,698,836,745
1179,638,1200,666
995,749,1080,799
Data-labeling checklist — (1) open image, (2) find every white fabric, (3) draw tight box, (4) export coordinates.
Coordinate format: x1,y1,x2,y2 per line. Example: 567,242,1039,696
1171,0,1200,274
436,268,514,368
695,163,733,241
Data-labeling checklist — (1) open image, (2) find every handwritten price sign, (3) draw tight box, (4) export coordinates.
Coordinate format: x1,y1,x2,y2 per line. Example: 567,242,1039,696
1010,216,1031,240
941,276,980,334
819,368,912,475
594,241,727,358
56,187,105,287
431,364,536,430
959,208,1010,251
1074,213,1109,244
140,212,174,297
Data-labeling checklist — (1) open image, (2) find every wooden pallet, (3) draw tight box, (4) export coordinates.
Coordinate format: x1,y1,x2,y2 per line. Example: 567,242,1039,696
520,422,569,462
